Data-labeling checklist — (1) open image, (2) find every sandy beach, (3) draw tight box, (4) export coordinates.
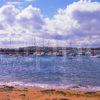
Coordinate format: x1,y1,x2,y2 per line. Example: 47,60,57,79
0,86,99,100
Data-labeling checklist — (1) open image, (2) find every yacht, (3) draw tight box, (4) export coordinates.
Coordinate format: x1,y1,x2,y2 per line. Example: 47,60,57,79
91,54,100,58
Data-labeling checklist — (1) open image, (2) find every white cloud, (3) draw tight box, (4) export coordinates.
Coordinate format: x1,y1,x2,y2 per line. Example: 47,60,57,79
0,5,45,48
16,5,44,31
43,1,100,47
5,0,36,8
0,1,100,48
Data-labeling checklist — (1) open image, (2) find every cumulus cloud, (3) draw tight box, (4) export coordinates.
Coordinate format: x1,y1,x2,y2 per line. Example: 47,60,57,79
17,5,44,31
0,4,45,48
0,0,100,48
44,1,100,47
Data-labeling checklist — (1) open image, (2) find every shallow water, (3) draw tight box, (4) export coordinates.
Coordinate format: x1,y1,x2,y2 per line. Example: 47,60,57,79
0,55,100,91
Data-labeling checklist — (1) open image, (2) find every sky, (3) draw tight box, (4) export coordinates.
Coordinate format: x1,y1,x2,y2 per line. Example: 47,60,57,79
0,0,100,48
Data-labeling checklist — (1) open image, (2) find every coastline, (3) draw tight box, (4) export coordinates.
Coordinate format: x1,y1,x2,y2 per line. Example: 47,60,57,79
0,85,100,100
0,81,100,92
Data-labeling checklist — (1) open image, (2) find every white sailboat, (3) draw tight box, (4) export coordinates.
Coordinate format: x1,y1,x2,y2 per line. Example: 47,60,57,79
41,38,45,56
84,36,92,56
91,48,100,58
84,36,100,58
47,40,52,56
67,41,75,59
91,54,100,58
77,44,83,56
33,35,36,55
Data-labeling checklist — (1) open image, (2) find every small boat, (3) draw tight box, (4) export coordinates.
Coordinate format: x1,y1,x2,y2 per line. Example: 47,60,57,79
91,54,100,58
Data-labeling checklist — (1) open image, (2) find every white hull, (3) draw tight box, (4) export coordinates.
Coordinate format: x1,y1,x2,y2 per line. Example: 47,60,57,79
91,55,100,58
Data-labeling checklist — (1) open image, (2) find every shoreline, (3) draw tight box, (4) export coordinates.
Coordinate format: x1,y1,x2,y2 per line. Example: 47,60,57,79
0,81,100,92
0,85,100,100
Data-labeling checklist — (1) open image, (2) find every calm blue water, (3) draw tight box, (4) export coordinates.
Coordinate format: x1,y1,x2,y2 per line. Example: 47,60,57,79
0,55,100,90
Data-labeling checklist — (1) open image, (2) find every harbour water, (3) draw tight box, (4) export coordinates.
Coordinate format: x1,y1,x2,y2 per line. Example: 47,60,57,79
0,55,100,91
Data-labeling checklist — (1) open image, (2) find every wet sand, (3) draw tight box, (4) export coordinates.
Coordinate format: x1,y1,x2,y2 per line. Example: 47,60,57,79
0,85,100,100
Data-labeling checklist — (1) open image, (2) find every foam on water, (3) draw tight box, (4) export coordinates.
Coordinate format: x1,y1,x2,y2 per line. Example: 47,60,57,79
0,81,100,92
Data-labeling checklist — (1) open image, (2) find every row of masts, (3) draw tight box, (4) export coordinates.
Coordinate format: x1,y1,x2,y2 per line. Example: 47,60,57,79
9,33,92,48
8,33,96,57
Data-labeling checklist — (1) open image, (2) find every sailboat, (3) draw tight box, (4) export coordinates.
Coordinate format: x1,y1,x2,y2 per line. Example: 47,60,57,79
84,36,100,58
33,35,37,56
90,49,100,58
54,39,58,56
67,41,76,59
41,38,45,56
84,36,92,56
77,47,84,56
91,54,100,58
46,40,52,56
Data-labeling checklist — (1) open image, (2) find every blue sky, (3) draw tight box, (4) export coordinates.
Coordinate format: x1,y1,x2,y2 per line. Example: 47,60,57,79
0,0,79,17
0,0,99,17
33,0,79,17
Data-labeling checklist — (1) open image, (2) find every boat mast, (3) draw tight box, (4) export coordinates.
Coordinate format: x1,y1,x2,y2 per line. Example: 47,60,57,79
9,29,12,49
56,36,58,56
42,37,45,55
88,35,92,54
